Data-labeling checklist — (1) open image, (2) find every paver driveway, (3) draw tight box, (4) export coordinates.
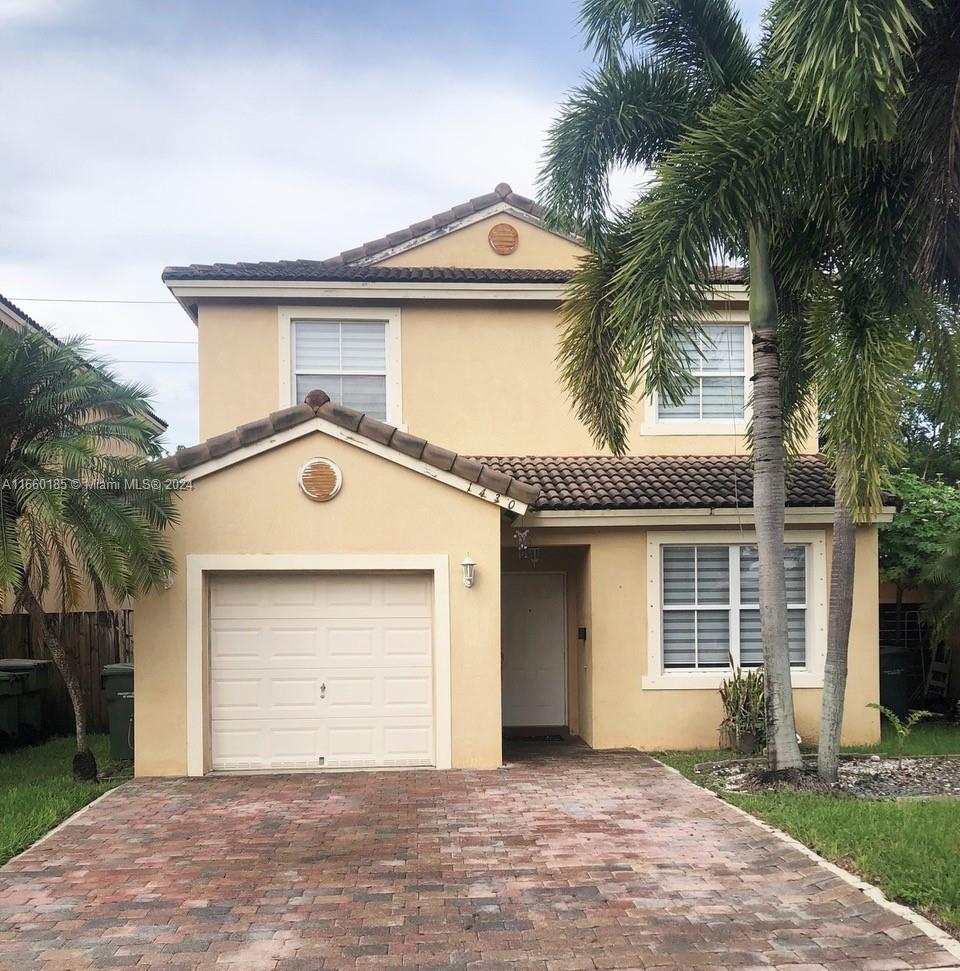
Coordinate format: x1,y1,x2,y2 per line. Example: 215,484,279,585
1,746,958,971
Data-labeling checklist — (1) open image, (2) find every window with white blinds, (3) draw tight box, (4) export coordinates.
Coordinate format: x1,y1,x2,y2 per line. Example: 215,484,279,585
658,325,746,421
293,319,388,419
661,543,808,670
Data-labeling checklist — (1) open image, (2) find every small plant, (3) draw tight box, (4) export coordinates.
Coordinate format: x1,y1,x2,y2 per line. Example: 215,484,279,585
719,663,766,754
867,704,940,764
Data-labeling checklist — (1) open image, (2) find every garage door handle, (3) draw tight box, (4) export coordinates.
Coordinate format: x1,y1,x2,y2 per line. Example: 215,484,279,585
320,683,326,699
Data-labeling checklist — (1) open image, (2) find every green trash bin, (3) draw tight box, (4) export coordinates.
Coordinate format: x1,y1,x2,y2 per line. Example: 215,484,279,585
101,663,134,761
0,671,27,739
0,659,51,733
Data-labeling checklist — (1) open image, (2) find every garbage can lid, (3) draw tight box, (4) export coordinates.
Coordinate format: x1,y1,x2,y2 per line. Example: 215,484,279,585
0,659,51,671
101,663,134,675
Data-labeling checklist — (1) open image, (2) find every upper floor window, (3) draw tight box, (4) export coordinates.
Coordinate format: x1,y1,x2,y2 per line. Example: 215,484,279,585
293,318,388,420
657,324,746,421
661,542,808,670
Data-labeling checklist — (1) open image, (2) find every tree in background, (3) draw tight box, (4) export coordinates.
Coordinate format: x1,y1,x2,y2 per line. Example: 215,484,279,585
0,328,178,780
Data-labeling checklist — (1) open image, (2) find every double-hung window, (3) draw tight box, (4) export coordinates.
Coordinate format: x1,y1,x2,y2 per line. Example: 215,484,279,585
292,318,388,419
661,543,808,670
658,324,746,421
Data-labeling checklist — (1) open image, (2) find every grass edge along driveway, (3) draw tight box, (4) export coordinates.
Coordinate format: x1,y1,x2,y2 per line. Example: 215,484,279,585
656,723,960,937
0,734,121,865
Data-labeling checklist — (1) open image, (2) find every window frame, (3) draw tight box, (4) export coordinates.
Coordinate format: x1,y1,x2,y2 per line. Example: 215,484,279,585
641,318,753,436
644,529,828,690
277,306,402,426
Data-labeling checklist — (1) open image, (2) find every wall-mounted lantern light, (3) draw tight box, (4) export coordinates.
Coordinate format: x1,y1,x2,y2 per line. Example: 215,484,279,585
461,554,477,588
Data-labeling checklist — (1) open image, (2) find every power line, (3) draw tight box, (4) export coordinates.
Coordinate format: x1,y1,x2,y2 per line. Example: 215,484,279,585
88,337,197,345
11,297,177,305
109,359,197,365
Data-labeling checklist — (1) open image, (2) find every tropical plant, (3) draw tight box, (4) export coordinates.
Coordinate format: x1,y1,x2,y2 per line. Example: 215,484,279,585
770,0,960,298
0,327,178,780
922,532,960,643
719,663,766,754
880,472,960,595
866,703,939,763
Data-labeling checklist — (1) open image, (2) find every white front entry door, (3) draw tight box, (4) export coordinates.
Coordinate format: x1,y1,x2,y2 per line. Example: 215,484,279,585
208,572,434,771
501,572,566,727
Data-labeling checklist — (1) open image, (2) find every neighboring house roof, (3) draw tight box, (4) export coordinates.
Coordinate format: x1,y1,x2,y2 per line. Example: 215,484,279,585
162,389,542,507
475,454,838,511
0,291,167,432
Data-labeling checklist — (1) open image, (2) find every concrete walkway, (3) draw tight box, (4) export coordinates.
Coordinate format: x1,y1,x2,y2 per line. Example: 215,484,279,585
1,746,958,970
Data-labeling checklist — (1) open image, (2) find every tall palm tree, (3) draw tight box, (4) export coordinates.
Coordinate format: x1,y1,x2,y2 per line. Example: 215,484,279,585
539,0,945,776
540,0,816,772
0,328,178,779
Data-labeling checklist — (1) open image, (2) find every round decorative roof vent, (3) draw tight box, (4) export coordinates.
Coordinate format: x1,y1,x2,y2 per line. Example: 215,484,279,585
298,457,342,502
488,222,519,255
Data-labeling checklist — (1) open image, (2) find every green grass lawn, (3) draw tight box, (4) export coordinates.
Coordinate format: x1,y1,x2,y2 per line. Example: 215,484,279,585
656,723,960,934
0,735,125,865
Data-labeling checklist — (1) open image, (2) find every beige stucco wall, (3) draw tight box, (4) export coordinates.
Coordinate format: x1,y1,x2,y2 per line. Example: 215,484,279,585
379,213,586,270
195,298,807,456
527,522,881,750
133,429,504,776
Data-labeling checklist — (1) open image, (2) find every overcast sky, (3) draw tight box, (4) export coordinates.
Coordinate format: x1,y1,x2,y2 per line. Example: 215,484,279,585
0,0,766,449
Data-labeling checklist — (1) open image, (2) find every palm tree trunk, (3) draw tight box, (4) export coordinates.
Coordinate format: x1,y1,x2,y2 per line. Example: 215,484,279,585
21,586,97,781
748,223,803,773
818,495,856,783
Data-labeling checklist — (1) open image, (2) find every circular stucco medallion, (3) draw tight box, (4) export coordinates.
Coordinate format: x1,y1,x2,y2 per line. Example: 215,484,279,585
298,457,342,502
488,222,519,255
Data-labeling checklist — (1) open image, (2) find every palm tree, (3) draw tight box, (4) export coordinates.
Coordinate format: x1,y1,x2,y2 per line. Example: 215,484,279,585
539,0,949,777
770,0,960,297
540,0,816,772
0,328,178,779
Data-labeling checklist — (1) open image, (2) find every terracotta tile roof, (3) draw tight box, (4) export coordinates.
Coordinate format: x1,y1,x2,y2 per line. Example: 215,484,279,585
162,389,542,506
319,182,550,267
161,180,747,285
161,263,573,284
474,454,837,511
0,293,167,431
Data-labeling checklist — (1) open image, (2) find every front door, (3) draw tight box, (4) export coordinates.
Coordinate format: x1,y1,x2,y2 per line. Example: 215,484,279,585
501,572,566,727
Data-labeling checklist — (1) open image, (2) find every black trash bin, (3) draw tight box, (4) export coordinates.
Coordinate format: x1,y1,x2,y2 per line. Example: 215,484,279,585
101,663,134,761
0,659,51,734
0,671,27,739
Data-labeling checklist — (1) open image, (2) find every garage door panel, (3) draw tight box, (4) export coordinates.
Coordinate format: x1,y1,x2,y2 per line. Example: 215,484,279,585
383,624,432,662
209,572,434,771
212,719,326,770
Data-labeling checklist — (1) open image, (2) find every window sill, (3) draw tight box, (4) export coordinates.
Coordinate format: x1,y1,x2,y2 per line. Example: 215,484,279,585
642,670,824,691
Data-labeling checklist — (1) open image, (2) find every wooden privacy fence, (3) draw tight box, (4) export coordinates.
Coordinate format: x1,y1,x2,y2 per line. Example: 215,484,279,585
0,610,133,735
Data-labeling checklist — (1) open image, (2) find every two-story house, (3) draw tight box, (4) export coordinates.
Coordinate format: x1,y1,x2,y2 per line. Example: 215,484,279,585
135,183,888,776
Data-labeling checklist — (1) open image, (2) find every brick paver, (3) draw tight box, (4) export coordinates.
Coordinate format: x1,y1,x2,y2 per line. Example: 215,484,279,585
1,745,957,970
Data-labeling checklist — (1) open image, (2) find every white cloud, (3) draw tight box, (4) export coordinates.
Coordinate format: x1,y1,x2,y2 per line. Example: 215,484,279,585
0,0,81,23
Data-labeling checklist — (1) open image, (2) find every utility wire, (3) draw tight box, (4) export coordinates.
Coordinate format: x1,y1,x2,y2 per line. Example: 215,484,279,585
11,297,176,305
88,337,197,345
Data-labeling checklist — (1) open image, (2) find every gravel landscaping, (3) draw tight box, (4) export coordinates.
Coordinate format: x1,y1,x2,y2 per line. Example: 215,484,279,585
698,753,960,799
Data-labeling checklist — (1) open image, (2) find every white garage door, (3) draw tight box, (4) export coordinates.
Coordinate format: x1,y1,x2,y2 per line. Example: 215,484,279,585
209,572,434,771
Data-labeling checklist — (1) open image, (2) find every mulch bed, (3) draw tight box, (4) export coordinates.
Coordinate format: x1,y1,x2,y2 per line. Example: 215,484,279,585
697,754,960,799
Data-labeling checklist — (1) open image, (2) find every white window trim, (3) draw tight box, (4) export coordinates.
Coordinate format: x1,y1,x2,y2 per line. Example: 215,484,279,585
640,320,753,436
643,529,827,690
186,553,452,776
277,306,402,427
